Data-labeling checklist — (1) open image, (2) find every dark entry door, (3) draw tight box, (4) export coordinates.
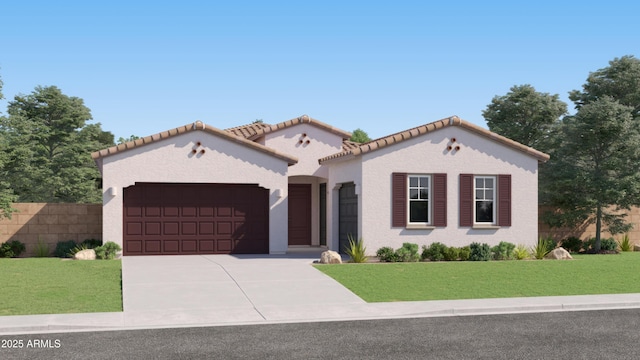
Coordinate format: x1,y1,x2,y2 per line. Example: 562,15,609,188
288,184,312,246
339,182,358,254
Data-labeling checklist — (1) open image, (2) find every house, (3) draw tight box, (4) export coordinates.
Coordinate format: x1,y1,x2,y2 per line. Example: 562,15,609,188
92,115,549,256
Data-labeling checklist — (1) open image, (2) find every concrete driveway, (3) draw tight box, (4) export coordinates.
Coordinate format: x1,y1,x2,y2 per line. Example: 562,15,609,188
121,254,366,327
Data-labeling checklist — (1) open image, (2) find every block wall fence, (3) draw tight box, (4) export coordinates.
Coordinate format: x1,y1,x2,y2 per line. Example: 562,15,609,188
1,203,639,257
0,203,102,256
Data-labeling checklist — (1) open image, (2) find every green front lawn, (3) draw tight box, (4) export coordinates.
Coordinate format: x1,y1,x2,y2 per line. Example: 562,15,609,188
0,258,122,316
315,252,640,302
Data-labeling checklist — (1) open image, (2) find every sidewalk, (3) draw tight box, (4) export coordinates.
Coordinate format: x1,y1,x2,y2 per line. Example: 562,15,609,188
2,293,640,335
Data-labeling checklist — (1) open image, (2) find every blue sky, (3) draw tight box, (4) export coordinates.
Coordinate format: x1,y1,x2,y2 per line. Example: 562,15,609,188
1,1,639,141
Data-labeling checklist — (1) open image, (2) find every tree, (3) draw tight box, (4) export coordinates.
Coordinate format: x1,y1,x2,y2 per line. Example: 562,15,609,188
117,135,140,144
0,73,18,219
482,84,567,150
541,97,640,251
0,86,114,203
569,55,640,117
350,128,371,143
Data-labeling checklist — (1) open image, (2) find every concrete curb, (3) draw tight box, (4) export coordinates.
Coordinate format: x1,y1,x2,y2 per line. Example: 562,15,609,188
2,295,640,335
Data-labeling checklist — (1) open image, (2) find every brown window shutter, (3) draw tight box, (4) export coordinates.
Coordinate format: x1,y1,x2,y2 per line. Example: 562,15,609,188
432,173,447,227
392,173,407,227
459,174,473,226
498,174,512,226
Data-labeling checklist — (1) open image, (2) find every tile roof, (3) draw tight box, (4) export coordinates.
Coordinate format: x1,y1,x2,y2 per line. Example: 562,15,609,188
318,116,550,164
225,122,271,139
242,114,352,141
91,121,298,165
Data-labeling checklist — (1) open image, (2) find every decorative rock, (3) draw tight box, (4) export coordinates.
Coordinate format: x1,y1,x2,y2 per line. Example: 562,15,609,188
74,249,96,260
545,247,573,260
634,244,640,252
319,250,342,264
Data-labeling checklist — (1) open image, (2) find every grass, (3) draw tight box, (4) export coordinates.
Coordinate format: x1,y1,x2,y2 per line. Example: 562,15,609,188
315,252,640,302
0,258,122,316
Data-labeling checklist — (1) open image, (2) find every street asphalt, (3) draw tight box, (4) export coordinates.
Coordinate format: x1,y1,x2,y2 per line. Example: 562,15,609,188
1,251,640,335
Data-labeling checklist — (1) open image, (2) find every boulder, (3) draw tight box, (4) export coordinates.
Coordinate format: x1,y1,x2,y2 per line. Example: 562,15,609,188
545,247,573,260
319,250,342,264
74,249,96,260
634,244,640,252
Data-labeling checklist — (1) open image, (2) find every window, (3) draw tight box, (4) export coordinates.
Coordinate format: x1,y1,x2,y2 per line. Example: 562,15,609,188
474,176,495,223
392,173,446,228
408,175,430,223
459,174,511,227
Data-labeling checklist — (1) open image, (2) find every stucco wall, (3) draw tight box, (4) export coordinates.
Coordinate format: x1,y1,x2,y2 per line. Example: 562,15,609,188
0,203,102,256
356,126,540,254
100,130,291,254
263,123,344,178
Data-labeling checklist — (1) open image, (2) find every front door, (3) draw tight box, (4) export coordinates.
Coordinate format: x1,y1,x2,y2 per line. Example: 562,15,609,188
288,184,311,246
339,182,358,254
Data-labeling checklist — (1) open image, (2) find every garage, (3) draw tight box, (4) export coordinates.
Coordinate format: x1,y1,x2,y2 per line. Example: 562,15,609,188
123,183,269,255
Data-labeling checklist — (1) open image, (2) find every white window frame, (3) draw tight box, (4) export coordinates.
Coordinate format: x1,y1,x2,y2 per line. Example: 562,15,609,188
474,175,496,224
407,174,431,224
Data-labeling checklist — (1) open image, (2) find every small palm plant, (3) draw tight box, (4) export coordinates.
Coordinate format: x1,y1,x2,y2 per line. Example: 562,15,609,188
531,236,554,260
344,234,368,263
617,233,632,252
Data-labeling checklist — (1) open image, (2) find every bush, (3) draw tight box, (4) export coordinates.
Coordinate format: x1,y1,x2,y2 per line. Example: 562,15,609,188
443,246,460,261
601,237,618,251
396,242,420,262
513,244,529,260
0,240,26,258
459,246,471,261
33,239,50,257
344,235,368,263
583,237,617,252
95,241,122,260
81,238,103,249
618,234,632,252
469,242,492,261
561,236,583,253
532,236,554,259
421,242,448,261
54,240,77,258
376,247,398,262
491,241,516,260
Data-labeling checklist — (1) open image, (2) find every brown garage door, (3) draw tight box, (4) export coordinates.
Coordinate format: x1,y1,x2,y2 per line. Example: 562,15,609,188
123,183,269,255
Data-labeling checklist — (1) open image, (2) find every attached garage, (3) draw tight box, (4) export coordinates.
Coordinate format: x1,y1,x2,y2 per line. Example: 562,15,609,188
123,183,269,255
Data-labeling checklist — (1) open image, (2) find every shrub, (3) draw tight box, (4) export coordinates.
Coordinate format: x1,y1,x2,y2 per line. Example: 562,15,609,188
582,237,596,251
561,237,583,253
513,244,529,260
443,246,460,261
54,240,78,258
376,247,398,262
95,241,122,260
469,242,492,261
33,238,50,257
459,246,471,261
600,237,618,252
396,242,420,262
421,242,447,261
583,237,617,252
491,241,516,260
618,234,632,252
532,236,554,259
0,240,26,258
344,235,368,263
81,238,103,249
